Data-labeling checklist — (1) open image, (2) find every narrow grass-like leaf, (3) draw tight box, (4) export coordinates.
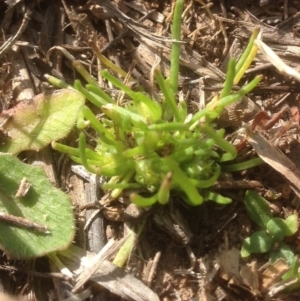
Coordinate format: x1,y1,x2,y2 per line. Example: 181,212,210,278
102,104,147,129
234,27,260,83
165,158,203,205
222,157,264,172
74,80,106,107
190,165,221,188
78,132,101,174
169,0,184,95
100,70,159,121
113,218,146,267
72,61,99,86
199,123,237,161
45,74,73,89
204,191,232,204
155,70,181,122
148,122,189,131
93,50,130,79
86,84,114,104
79,105,115,141
109,171,135,200
130,193,158,207
52,142,103,161
157,172,172,204
220,58,236,99
190,75,261,126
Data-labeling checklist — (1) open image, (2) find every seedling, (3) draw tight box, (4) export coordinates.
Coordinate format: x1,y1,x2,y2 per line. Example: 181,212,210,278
241,190,298,265
50,6,261,207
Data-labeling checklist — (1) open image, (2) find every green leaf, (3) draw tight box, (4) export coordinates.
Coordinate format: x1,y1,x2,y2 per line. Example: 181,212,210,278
128,93,162,122
0,154,75,259
267,218,288,242
204,191,232,204
130,193,158,207
282,259,300,282
249,230,274,253
244,190,272,228
0,90,85,154
165,158,203,205
284,214,298,236
241,237,251,258
270,242,295,266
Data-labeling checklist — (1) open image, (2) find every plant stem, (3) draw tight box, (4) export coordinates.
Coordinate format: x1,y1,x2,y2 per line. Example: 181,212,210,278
72,61,98,86
78,132,101,174
155,70,181,121
165,158,203,205
234,27,260,84
220,58,235,99
169,0,184,95
157,172,172,204
199,123,237,161
44,74,73,89
74,80,106,107
221,157,264,172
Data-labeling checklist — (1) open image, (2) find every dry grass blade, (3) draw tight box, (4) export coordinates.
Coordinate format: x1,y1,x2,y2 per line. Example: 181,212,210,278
92,0,173,43
0,10,32,59
246,127,300,198
59,243,159,301
72,235,134,293
89,260,160,301
255,32,300,82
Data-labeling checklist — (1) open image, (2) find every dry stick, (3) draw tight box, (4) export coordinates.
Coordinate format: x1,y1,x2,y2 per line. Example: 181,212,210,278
0,264,68,280
99,8,156,54
84,182,106,253
72,236,130,293
52,6,65,73
219,0,228,18
104,19,121,68
217,17,229,58
283,0,288,20
100,31,128,54
0,10,32,59
0,212,50,234
144,251,161,287
93,0,175,43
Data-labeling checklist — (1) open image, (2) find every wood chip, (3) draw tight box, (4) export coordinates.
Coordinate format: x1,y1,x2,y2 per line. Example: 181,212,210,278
260,258,289,291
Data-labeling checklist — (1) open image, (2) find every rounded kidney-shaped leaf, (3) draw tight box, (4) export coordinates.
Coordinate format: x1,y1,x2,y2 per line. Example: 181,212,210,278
0,89,85,154
241,237,251,258
267,218,288,242
249,230,274,254
270,242,296,266
0,154,75,259
283,214,298,236
244,190,272,229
